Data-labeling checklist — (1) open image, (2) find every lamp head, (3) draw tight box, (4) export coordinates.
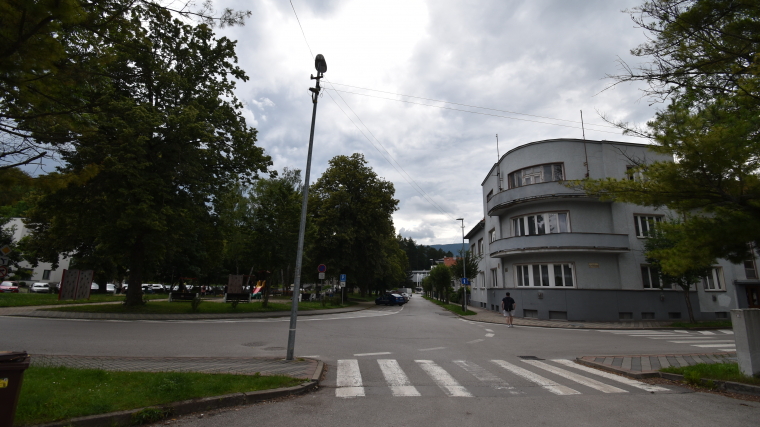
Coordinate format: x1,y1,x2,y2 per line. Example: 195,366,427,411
456,218,464,221
315,54,327,74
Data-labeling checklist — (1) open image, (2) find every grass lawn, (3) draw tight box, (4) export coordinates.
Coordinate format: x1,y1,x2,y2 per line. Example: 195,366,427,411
0,293,165,307
45,300,354,314
422,296,476,315
15,366,304,426
670,320,733,329
661,362,760,387
347,293,377,302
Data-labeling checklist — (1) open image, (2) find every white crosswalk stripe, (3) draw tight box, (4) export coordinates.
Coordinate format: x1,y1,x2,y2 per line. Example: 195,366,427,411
719,330,734,334
416,360,473,397
522,360,627,393
598,329,735,351
453,360,520,394
697,331,716,335
491,360,580,395
336,359,364,398
378,359,420,397
552,359,669,392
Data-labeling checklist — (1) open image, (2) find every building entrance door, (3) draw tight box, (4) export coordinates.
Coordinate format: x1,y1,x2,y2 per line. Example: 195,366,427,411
747,286,760,308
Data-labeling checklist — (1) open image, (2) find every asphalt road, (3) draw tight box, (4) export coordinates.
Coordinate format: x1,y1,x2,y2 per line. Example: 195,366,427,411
2,297,758,426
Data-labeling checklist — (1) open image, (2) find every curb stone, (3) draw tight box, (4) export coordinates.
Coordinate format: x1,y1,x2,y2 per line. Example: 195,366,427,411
30,361,326,427
575,357,760,397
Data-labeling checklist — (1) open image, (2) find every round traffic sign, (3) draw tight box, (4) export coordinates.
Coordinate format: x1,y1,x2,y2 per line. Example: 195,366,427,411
318,264,327,273
0,265,8,278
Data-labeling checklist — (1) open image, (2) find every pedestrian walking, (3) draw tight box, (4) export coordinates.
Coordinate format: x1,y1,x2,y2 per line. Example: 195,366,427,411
501,292,516,328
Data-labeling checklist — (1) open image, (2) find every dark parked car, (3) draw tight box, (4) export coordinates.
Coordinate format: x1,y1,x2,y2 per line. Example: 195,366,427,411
375,293,405,306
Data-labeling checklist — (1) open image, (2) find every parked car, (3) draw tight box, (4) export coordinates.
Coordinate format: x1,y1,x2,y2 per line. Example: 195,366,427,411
0,281,19,293
375,293,405,306
91,282,99,290
30,282,49,293
151,284,164,292
106,284,116,294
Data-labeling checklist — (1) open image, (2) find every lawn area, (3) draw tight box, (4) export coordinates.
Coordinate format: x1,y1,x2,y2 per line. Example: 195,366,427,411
670,320,733,329
0,293,165,307
45,300,354,314
422,296,476,315
347,293,377,302
661,362,760,387
15,366,304,426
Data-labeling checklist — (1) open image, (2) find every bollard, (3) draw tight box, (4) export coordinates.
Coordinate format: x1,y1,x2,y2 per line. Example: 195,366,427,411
731,309,760,376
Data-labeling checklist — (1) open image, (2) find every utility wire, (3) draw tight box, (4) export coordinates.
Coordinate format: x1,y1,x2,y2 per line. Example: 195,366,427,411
287,0,457,220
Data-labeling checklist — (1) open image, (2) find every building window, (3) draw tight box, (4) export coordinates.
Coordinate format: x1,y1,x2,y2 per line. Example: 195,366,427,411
489,228,497,243
702,267,725,291
744,260,757,280
626,165,643,181
478,238,483,255
42,270,51,280
470,244,475,256
478,272,485,289
641,265,672,289
507,163,563,189
634,215,662,238
515,263,574,287
491,268,498,288
487,189,494,201
512,212,569,236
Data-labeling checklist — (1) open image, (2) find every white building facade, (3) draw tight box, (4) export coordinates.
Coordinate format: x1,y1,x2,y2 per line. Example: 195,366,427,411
467,138,759,322
5,218,71,284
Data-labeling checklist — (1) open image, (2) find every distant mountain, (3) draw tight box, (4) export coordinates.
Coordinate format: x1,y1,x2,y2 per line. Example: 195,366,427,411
429,243,466,256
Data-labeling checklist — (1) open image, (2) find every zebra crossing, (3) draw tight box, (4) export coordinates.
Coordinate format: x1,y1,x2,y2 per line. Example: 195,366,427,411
333,358,669,398
598,329,736,352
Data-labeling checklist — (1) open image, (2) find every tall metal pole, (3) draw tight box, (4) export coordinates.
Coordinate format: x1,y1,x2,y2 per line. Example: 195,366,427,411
459,219,467,314
286,60,325,361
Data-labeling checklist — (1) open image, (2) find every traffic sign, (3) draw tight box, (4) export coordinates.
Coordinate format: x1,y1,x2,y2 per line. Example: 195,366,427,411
318,272,325,280
0,265,8,278
318,264,327,273
461,278,470,285
340,274,346,282
0,245,11,256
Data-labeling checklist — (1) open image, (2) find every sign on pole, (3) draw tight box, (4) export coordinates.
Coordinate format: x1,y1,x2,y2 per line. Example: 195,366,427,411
461,278,470,285
0,245,11,256
318,264,327,273
0,266,8,278
318,272,325,280
340,274,346,282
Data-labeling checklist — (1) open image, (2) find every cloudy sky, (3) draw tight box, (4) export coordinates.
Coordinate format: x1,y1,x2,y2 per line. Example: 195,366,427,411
210,0,657,245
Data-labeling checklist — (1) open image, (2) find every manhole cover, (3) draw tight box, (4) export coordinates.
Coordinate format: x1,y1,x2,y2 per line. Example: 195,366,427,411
518,356,543,360
262,347,285,351
241,342,265,347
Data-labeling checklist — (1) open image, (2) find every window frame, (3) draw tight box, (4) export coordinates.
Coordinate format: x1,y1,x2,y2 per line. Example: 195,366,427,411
633,215,663,238
702,267,726,292
640,265,672,290
514,262,575,288
511,211,570,237
507,163,564,189
491,268,498,288
42,270,51,280
478,238,484,255
489,228,497,243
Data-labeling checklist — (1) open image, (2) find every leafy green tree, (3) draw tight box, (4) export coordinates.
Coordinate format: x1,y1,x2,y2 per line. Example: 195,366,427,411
20,5,271,305
308,153,398,296
644,220,713,323
450,248,482,311
572,0,760,276
428,263,452,303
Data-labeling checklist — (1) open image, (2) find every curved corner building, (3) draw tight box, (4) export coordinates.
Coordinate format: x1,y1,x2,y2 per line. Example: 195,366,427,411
465,138,759,322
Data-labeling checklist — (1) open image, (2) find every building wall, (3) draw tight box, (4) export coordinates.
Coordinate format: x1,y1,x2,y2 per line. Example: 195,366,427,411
4,218,70,284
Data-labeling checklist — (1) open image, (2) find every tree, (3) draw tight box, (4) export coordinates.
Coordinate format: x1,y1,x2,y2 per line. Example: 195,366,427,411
450,248,482,311
20,4,271,306
644,220,713,323
308,153,398,296
572,0,760,276
428,263,452,303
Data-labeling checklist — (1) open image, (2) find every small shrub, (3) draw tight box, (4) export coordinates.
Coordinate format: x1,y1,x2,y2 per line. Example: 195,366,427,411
131,407,171,425
684,370,702,386
230,300,239,309
330,296,341,306
191,297,202,312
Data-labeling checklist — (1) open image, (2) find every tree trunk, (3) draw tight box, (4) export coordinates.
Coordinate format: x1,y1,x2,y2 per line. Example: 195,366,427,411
125,238,145,306
682,284,696,323
262,272,271,308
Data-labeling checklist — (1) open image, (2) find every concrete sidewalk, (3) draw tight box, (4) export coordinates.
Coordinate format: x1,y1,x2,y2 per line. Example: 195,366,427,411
464,304,681,329
0,302,371,321
577,352,736,378
30,354,320,379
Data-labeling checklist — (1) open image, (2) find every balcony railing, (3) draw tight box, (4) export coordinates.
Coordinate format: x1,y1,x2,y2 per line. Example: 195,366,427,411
489,232,630,257
486,181,590,216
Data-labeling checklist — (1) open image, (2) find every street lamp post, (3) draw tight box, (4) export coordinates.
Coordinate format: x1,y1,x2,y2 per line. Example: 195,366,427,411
286,54,327,361
457,218,467,314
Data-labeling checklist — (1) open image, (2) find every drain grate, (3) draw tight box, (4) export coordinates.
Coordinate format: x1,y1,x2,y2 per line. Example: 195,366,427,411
518,356,543,360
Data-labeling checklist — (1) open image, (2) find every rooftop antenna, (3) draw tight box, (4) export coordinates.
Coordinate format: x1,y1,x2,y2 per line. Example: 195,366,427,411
580,110,586,140
581,110,589,178
496,134,502,190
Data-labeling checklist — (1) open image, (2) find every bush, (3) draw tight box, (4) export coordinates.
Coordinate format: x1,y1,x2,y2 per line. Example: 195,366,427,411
230,300,239,309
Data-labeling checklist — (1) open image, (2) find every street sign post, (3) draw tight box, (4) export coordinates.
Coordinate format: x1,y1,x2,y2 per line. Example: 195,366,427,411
0,265,8,278
461,278,470,285
318,264,327,273
339,274,346,305
318,272,325,280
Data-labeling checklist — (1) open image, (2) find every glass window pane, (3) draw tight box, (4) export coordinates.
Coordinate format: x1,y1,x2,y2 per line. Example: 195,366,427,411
524,176,532,185
563,264,574,287
517,266,523,286
744,261,757,279
715,268,724,289
541,265,550,286
651,269,661,288
641,217,649,237
641,266,651,288
634,216,641,237
706,271,715,289
516,174,522,187
558,213,568,233
548,214,558,234
536,214,545,235
513,218,519,236
523,266,530,287
554,264,563,286
543,165,552,182
528,216,536,235
532,265,540,287
553,164,563,181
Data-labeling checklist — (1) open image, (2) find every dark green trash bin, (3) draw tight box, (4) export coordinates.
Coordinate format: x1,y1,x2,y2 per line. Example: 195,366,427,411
0,351,30,427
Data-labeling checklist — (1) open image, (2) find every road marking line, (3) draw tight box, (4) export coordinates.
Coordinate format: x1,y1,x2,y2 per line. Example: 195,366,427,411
467,339,485,344
453,360,519,394
671,330,690,334
647,337,719,340
354,352,392,356
300,355,320,358
692,344,735,348
552,359,669,392
669,340,734,343
719,348,737,352
336,359,364,398
491,360,580,395
698,331,716,335
416,360,473,397
719,330,734,335
378,360,420,397
419,347,446,352
485,333,495,337
523,360,626,393
485,329,494,332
